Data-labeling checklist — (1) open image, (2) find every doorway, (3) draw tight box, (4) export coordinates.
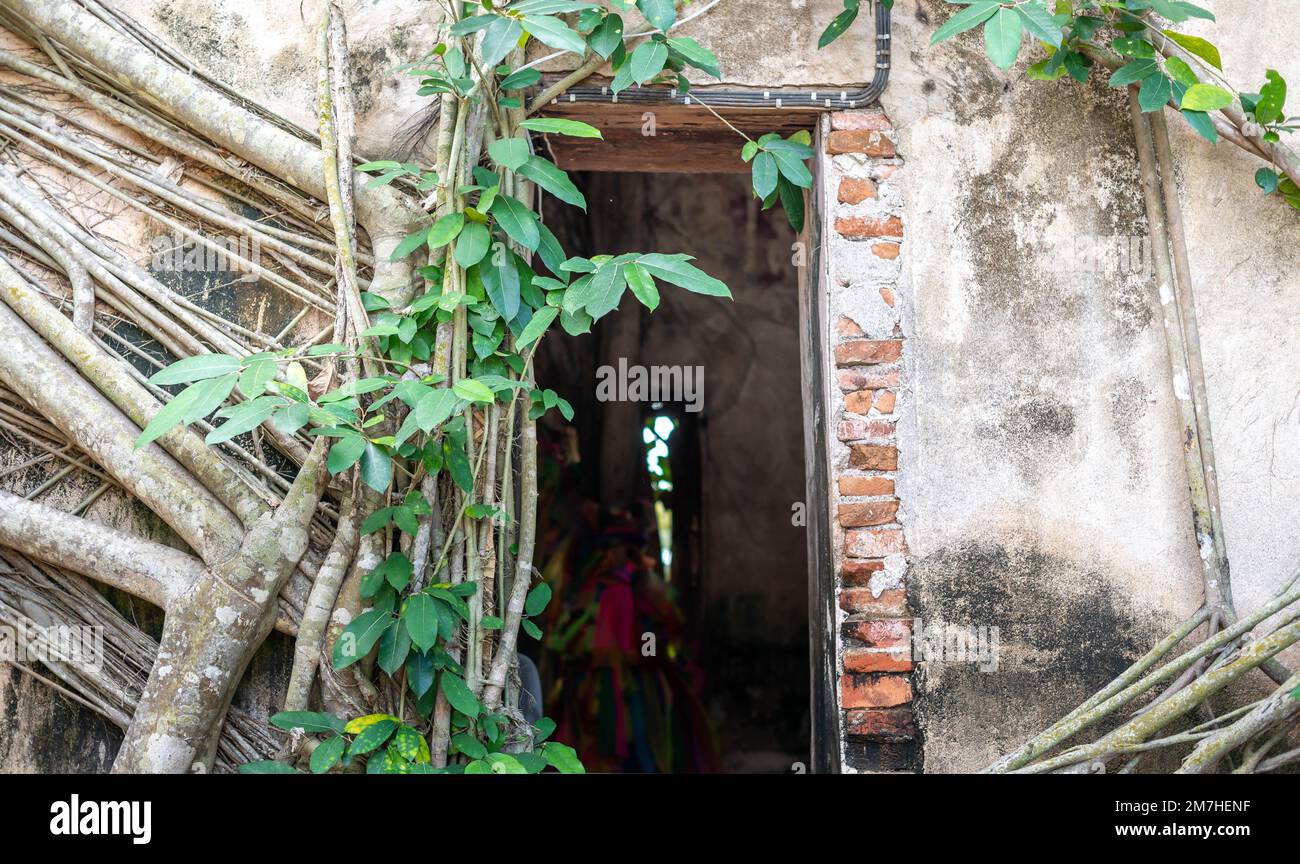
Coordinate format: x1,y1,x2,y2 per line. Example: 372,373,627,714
526,168,816,772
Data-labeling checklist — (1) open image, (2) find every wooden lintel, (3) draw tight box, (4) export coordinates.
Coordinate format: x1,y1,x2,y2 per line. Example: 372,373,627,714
537,101,817,173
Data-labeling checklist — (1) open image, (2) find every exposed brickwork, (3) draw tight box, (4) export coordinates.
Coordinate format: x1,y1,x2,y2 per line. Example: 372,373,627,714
822,108,915,772
838,176,877,204
826,130,897,158
838,475,894,497
841,673,912,708
844,708,916,740
835,214,904,240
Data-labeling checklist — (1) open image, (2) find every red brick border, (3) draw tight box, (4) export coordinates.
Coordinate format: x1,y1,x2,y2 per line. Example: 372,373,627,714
825,108,917,772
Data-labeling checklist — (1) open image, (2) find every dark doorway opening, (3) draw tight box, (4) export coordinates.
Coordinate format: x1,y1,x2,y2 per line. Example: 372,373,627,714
527,171,810,772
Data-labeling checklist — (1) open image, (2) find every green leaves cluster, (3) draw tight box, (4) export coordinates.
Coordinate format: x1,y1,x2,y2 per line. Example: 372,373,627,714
928,1,1296,212
742,131,815,232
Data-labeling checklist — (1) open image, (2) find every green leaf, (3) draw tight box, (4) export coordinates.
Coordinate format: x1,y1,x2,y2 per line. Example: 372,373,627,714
499,67,542,90
584,262,628,320
752,151,778,198
489,136,530,171
453,732,488,760
393,724,430,764
533,717,557,742
453,378,495,403
525,581,553,616
332,609,391,670
239,760,299,774
377,618,411,675
629,40,669,85
1181,109,1218,143
481,16,524,68
819,6,859,49
1255,168,1280,195
636,0,675,32
237,358,276,396
389,226,431,261
521,618,543,640
149,354,240,385
310,736,347,774
517,156,586,210
490,195,542,250
359,442,392,493
521,15,588,54
666,37,720,78
404,594,440,652
454,221,492,268
1180,83,1233,111
415,387,460,431
778,176,805,233
270,711,346,734
1139,73,1172,113
406,649,436,698
1164,55,1200,88
770,148,812,189
440,671,483,718
1109,59,1159,88
517,304,559,347
588,13,624,59
983,8,1022,72
637,253,731,298
348,717,398,757
540,741,585,773
206,397,278,445
623,263,660,311
478,247,522,320
135,373,236,448
427,212,466,250
1256,70,1287,126
327,435,366,475
930,2,999,46
1162,30,1221,70
1015,2,1061,48
520,118,604,139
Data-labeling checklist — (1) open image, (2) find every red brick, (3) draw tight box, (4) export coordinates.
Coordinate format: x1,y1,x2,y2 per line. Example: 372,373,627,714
844,618,911,649
835,339,902,366
838,369,900,391
845,527,906,558
836,215,904,240
834,316,864,338
872,164,899,181
838,475,895,497
844,389,875,414
844,650,913,674
836,419,894,442
838,176,877,204
838,586,907,614
838,499,899,528
844,707,915,740
873,390,897,414
841,673,912,709
839,560,885,587
826,130,897,157
878,286,896,307
872,242,901,259
831,111,893,132
849,444,898,471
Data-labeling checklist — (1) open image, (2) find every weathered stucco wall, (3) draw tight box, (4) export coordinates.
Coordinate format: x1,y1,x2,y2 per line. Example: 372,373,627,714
879,0,1300,771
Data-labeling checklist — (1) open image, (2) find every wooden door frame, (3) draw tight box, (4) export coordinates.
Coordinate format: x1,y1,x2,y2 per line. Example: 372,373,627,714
539,102,839,772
